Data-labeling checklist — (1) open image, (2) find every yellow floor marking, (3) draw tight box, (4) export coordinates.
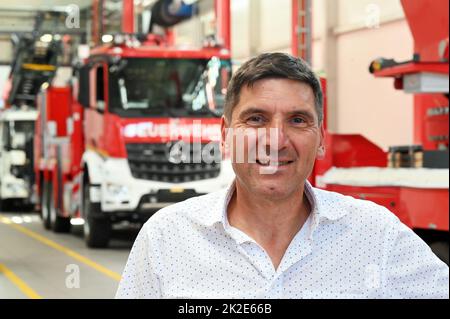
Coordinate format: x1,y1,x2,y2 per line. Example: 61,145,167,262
0,215,122,282
0,263,42,299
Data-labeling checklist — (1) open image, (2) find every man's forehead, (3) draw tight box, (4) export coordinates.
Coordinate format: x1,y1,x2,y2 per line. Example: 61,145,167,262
239,79,314,102
235,82,315,113
243,78,313,91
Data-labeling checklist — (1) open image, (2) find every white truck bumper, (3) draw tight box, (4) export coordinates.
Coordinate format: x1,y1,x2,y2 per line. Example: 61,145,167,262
0,175,29,200
97,158,235,213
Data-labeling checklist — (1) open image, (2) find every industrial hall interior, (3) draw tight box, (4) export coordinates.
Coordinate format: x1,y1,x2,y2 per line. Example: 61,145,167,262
0,0,448,300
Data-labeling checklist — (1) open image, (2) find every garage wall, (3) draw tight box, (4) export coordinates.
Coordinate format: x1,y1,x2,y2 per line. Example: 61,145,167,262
330,0,414,149
0,38,12,63
335,19,414,149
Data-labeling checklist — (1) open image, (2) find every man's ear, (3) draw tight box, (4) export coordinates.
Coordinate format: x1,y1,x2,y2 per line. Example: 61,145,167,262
220,116,228,155
317,125,326,160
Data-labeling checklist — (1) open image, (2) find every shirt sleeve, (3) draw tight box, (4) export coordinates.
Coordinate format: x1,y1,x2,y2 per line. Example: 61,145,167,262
382,216,449,299
115,223,162,299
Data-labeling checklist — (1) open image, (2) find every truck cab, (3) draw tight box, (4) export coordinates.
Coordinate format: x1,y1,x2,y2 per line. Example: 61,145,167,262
0,108,37,210
77,47,234,247
36,0,235,248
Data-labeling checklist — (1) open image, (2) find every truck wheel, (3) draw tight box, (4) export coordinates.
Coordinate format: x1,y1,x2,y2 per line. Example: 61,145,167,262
49,181,71,233
430,241,449,265
0,198,12,212
41,182,51,230
83,183,111,248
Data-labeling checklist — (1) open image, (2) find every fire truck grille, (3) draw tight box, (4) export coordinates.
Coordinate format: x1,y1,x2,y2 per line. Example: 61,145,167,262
125,143,221,183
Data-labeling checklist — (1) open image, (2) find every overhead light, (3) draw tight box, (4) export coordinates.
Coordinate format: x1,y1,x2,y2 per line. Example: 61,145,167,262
102,34,114,43
40,34,53,43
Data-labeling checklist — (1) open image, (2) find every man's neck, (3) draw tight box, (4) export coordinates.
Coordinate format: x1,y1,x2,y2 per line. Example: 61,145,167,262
227,181,311,269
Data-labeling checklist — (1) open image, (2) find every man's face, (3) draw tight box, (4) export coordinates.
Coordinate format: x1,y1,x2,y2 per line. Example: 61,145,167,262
221,78,324,200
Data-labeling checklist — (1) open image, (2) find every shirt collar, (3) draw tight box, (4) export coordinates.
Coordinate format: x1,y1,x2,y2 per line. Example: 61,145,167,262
204,179,348,240
203,180,235,228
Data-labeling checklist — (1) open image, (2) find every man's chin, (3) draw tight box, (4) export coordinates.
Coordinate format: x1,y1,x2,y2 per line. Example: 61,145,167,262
251,184,297,201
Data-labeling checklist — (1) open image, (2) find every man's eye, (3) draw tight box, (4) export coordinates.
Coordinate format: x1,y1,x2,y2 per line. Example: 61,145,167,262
247,115,265,124
291,117,306,124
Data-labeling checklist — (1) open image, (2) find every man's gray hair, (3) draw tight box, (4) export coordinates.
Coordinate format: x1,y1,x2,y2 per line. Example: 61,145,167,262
224,52,323,124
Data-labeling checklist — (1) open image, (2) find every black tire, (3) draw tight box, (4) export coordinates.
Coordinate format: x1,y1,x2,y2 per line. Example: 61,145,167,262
49,181,71,233
0,198,13,212
430,241,449,265
41,181,51,230
83,182,111,248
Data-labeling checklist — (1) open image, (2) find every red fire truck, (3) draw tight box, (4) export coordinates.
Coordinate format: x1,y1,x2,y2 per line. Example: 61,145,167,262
311,0,449,264
1,11,70,211
35,0,234,247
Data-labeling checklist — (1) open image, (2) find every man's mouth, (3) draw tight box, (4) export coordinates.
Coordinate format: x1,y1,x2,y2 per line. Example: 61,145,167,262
256,159,294,167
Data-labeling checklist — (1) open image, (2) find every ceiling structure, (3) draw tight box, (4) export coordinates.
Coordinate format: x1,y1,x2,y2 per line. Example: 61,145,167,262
0,0,91,34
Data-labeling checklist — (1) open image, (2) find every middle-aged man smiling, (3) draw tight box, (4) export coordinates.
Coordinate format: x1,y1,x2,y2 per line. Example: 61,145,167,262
116,52,449,299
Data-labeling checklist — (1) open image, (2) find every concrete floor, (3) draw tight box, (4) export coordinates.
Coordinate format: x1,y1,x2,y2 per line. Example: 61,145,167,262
0,211,139,299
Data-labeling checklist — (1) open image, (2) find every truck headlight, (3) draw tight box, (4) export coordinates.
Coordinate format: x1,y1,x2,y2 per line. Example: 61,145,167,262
105,183,129,198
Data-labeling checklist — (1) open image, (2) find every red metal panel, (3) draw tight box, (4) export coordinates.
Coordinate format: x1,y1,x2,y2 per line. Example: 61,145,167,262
122,0,135,34
45,87,72,137
414,94,449,150
291,0,299,57
325,184,406,224
70,102,84,174
401,0,449,62
322,184,450,232
102,113,127,158
324,134,387,168
312,133,387,187
400,187,449,231
425,114,448,145
89,46,232,59
215,0,231,51
92,0,101,46
34,95,43,173
373,62,449,78
291,0,311,62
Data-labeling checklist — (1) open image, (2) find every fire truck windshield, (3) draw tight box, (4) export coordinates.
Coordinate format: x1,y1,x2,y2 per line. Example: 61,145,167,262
109,57,231,118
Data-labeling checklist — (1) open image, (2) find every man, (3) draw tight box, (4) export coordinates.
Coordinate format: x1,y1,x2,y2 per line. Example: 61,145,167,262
116,53,449,299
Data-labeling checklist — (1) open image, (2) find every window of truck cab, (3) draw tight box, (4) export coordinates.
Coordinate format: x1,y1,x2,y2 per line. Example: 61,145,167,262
89,62,107,112
108,57,232,118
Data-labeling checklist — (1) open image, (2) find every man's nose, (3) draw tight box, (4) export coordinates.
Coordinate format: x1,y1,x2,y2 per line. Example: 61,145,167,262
262,120,289,152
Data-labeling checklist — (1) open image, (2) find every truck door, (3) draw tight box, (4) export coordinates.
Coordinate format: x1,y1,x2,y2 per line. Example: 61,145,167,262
85,62,107,154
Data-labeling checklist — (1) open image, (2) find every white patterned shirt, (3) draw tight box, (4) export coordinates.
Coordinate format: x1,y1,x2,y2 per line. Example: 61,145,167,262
116,181,449,299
